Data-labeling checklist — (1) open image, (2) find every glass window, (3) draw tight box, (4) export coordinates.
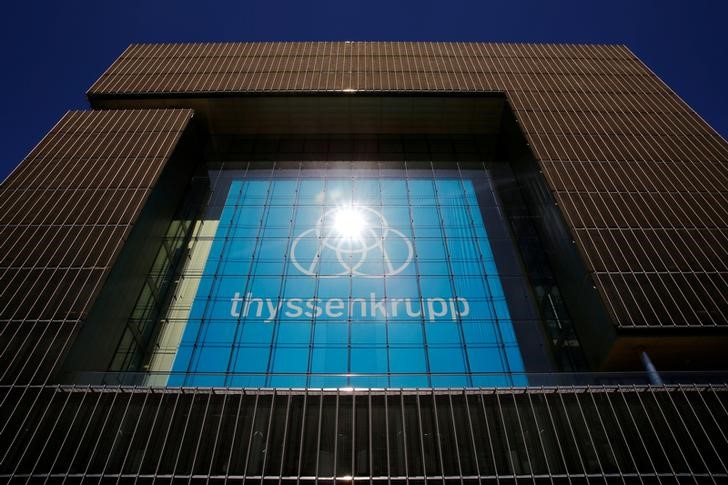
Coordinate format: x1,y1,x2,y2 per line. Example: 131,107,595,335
157,171,526,388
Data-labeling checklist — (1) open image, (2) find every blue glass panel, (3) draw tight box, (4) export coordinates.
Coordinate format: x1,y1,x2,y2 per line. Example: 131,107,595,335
471,374,512,387
440,206,470,226
467,346,505,373
233,347,270,372
234,207,265,228
310,346,348,388
350,322,387,345
221,259,252,276
294,206,324,228
282,278,316,299
428,347,467,374
326,179,353,205
446,236,481,261
351,278,384,298
270,180,297,205
505,344,526,372
380,179,408,202
417,260,450,276
298,180,325,201
407,179,435,205
169,178,526,389
425,322,462,345
309,375,349,388
388,323,424,344
454,277,488,298
191,345,231,374
431,374,469,387
269,374,308,387
389,348,427,373
311,346,349,374
238,322,274,344
257,239,287,260
355,179,380,205
351,347,388,374
276,322,312,344
419,277,453,299
390,375,429,388
384,277,419,299
462,321,498,344
415,239,446,259
271,347,309,373
313,323,348,344
381,206,412,232
201,320,237,344
412,213,441,238
248,277,282,299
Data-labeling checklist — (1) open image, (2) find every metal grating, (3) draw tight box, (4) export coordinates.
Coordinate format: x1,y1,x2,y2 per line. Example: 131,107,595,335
85,42,728,329
0,385,726,482
0,109,193,384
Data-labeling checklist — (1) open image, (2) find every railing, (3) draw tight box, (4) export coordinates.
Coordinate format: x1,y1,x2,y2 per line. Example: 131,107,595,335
54,370,728,388
1,382,727,481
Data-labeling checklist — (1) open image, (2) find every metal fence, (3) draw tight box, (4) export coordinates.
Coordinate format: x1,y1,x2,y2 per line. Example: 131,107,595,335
1,384,726,482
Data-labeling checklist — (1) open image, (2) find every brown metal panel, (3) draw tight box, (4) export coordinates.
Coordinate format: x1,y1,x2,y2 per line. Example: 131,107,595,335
0,109,193,384
72,42,728,332
0,225,129,269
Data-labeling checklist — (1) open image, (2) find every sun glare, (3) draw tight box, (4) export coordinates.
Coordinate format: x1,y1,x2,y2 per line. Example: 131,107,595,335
333,206,366,240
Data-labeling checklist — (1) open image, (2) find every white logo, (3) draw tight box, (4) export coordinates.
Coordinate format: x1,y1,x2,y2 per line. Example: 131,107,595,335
290,205,414,278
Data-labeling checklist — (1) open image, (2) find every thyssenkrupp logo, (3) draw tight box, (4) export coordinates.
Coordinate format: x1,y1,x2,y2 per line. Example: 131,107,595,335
290,205,414,278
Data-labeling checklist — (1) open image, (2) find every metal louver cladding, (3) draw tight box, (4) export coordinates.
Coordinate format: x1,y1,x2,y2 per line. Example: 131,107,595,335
0,109,194,384
86,42,728,331
1,385,727,482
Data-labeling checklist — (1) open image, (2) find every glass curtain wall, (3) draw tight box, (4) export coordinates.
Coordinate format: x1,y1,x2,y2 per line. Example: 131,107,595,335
139,160,526,388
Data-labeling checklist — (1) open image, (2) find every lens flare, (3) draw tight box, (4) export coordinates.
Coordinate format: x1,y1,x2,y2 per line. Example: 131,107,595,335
333,206,366,240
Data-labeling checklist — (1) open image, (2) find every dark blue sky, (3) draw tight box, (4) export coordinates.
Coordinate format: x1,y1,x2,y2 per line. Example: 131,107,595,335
1,0,726,179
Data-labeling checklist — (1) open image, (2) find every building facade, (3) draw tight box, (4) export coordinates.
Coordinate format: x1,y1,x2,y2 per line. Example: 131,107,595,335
0,42,727,482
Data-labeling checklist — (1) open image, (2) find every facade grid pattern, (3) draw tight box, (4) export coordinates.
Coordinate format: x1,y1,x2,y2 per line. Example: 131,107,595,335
149,164,525,388
1,385,727,482
88,42,728,329
0,109,193,384
1,42,727,483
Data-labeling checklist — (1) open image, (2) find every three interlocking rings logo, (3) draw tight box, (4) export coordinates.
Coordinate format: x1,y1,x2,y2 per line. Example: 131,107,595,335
290,206,414,278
